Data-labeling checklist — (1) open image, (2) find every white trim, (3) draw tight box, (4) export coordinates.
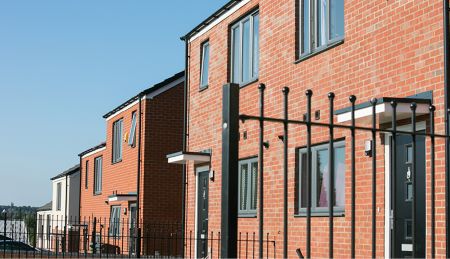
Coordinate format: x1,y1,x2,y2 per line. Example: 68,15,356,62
81,147,106,159
108,195,137,202
384,121,426,257
189,0,251,42
105,76,185,121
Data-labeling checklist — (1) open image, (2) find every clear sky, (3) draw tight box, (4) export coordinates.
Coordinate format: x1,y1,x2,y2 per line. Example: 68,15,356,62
0,1,227,207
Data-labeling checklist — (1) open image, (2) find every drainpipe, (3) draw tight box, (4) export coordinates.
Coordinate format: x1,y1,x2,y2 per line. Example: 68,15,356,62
180,36,189,259
64,173,68,254
444,0,450,257
136,94,143,258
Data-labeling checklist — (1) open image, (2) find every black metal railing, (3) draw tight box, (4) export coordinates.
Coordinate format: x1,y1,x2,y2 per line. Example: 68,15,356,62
221,82,448,258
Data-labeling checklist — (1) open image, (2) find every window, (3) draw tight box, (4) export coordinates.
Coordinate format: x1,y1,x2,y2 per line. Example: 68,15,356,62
231,10,259,85
128,112,137,147
298,141,345,215
109,206,121,237
299,0,344,57
85,161,89,189
112,119,123,163
56,182,62,211
238,157,258,216
200,41,210,88
94,157,103,195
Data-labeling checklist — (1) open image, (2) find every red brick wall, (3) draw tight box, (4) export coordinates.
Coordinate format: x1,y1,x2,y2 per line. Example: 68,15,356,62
185,0,445,258
79,82,184,252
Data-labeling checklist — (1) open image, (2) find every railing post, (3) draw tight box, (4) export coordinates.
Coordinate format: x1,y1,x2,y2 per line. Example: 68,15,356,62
92,217,97,255
221,83,240,258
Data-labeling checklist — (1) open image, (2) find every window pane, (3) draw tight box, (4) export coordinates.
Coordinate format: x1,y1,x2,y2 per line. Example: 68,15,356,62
316,149,329,207
242,19,251,83
250,162,258,210
201,43,210,87
129,112,137,146
329,0,344,40
239,163,249,211
300,153,308,208
334,146,345,207
232,26,241,83
301,0,310,54
316,0,327,47
252,14,259,78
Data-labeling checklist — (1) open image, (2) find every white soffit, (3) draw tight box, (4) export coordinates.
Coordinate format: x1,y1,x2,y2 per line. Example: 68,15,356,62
81,147,106,159
167,152,211,165
189,0,251,42
337,102,430,124
108,195,137,202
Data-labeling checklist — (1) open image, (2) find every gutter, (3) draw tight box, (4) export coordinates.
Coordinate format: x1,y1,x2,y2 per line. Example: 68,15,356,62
136,92,143,258
444,0,450,257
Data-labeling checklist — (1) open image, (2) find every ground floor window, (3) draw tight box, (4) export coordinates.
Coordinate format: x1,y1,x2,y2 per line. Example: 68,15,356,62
109,206,121,237
298,140,346,215
238,157,258,216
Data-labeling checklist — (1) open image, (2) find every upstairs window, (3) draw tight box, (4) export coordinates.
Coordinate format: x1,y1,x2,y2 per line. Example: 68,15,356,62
128,112,137,147
112,119,123,163
200,41,210,89
94,156,103,195
85,160,89,189
238,157,258,216
56,182,62,211
299,0,344,57
231,10,259,85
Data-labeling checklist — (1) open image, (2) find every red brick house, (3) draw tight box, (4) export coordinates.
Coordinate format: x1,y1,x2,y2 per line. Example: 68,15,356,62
79,71,185,255
168,0,449,258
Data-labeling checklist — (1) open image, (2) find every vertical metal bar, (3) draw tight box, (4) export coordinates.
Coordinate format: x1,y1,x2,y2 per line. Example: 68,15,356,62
258,83,266,259
305,89,313,259
349,95,356,258
444,0,450,256
328,92,335,258
92,217,97,255
221,83,240,258
430,105,436,258
390,100,398,258
282,87,290,259
370,98,377,258
410,103,417,258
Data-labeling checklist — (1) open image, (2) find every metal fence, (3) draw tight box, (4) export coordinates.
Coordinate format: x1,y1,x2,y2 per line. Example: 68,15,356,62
221,82,448,258
0,214,275,258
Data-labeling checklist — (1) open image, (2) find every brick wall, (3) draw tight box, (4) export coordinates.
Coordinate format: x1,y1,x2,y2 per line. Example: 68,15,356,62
185,0,446,258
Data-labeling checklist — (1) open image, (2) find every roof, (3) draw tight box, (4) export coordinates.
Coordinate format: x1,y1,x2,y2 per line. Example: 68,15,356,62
78,142,106,157
102,71,185,119
181,0,242,40
50,164,80,180
36,201,52,212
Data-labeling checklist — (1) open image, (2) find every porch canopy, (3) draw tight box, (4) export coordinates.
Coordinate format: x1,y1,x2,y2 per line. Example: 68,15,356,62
108,193,137,202
166,151,211,165
335,96,431,124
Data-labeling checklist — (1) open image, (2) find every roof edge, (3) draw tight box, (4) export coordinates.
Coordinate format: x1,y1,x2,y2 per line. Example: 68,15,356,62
78,142,106,157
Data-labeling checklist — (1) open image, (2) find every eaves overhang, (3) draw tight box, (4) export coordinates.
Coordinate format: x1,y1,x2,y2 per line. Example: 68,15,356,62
167,151,211,165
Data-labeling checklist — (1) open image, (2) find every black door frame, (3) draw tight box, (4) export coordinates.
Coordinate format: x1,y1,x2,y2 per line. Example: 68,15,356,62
386,122,427,258
196,165,210,258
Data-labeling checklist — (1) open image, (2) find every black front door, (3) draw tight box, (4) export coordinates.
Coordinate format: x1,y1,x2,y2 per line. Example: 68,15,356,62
129,203,137,255
393,133,425,258
197,170,209,258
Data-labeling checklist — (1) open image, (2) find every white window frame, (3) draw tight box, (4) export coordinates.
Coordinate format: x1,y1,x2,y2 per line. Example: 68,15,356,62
299,0,344,57
200,41,210,89
231,10,259,85
109,206,121,238
297,140,345,216
238,157,258,216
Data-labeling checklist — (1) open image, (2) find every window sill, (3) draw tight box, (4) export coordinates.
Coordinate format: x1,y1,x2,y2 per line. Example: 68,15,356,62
294,211,345,218
238,78,259,89
94,192,102,196
112,159,122,165
238,214,257,218
295,39,344,64
199,85,209,92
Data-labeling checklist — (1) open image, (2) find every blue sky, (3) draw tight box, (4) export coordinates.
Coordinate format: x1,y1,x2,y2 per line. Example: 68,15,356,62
0,1,227,207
